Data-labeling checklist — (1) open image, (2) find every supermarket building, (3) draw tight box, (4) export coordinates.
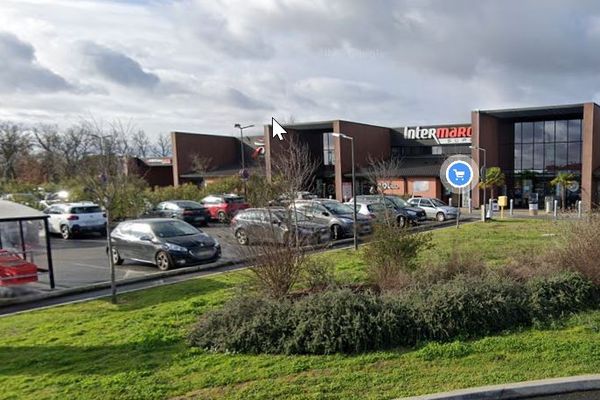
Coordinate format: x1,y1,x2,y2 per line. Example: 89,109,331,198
163,102,600,210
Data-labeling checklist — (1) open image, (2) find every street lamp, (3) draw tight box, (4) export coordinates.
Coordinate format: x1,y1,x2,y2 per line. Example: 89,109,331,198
470,145,487,219
332,133,358,251
234,123,254,198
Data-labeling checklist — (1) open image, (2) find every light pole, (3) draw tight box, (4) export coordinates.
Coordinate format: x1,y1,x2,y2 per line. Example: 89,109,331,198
234,123,254,198
91,133,117,304
470,145,487,219
332,133,358,250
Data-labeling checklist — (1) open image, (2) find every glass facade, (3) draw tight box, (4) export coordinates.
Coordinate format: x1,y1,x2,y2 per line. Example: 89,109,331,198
323,132,335,165
511,119,582,208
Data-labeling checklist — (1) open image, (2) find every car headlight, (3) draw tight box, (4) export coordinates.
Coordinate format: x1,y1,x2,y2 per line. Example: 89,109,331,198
163,243,188,252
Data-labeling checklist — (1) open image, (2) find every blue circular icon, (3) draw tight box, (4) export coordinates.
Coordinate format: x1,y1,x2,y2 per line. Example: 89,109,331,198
445,160,473,189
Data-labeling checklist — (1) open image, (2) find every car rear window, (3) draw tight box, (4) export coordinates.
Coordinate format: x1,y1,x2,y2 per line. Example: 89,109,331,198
174,201,204,209
70,206,102,214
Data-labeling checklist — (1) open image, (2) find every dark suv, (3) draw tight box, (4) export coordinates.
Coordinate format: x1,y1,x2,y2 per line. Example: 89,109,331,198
231,208,330,245
144,200,210,227
350,195,426,227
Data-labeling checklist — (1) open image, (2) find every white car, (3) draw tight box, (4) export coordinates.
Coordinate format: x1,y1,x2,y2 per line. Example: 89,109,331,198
44,202,107,239
407,197,458,222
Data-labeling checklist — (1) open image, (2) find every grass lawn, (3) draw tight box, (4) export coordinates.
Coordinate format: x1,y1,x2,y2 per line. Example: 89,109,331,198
1,218,592,400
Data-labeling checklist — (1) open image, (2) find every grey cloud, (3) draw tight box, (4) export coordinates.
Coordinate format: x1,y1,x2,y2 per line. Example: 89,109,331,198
0,32,72,93
82,42,160,89
225,88,272,110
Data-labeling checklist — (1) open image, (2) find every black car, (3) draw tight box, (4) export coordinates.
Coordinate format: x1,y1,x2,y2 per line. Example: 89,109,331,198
145,200,210,227
110,219,221,270
231,207,331,245
350,195,427,227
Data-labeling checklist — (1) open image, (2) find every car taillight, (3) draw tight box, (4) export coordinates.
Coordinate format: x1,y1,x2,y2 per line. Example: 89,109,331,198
67,215,79,220
102,213,106,218
183,210,193,215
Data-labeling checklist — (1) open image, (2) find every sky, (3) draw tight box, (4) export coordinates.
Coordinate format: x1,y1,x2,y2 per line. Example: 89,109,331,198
2,0,600,139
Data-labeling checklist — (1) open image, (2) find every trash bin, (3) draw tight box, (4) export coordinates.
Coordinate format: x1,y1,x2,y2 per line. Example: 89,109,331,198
529,202,539,216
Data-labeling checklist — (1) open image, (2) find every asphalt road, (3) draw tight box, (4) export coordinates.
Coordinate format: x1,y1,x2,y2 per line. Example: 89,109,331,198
34,224,240,290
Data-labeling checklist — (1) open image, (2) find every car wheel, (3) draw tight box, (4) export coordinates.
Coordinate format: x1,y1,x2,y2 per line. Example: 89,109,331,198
217,211,227,223
235,229,249,245
397,216,407,228
436,212,446,222
60,225,72,240
155,251,173,271
331,224,342,240
111,247,124,265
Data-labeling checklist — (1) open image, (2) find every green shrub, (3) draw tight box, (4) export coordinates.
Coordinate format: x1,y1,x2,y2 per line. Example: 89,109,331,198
403,275,530,342
527,272,596,322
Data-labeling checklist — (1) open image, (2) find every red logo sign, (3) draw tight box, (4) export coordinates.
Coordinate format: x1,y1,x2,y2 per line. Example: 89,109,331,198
404,126,472,144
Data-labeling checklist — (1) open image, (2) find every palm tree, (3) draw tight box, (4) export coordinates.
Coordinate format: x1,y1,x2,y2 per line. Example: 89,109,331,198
479,167,505,200
550,172,576,211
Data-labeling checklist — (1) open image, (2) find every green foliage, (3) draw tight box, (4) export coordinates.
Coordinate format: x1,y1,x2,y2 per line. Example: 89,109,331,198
550,172,577,209
479,166,505,198
527,272,596,322
363,223,432,291
144,183,207,205
299,257,336,290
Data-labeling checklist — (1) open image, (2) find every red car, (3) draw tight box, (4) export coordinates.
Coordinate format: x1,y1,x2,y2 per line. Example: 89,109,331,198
201,194,249,223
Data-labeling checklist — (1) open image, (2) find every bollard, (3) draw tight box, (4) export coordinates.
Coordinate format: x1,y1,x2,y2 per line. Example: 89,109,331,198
509,199,514,216
468,198,472,214
481,204,486,222
449,198,452,207
553,199,558,220
578,200,582,218
488,198,494,219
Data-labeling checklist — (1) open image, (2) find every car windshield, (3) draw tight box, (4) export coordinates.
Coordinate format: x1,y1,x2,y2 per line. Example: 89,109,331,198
273,210,309,221
322,202,353,214
225,197,245,204
70,206,102,213
431,199,447,207
174,201,204,209
386,196,409,208
151,220,199,238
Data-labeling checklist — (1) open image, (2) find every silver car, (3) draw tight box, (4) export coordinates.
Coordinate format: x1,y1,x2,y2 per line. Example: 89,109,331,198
293,199,373,240
407,197,458,222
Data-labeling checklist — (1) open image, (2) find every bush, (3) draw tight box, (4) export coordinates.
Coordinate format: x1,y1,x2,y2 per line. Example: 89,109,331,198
299,257,336,291
363,224,432,292
554,216,600,285
527,272,596,322
403,275,530,342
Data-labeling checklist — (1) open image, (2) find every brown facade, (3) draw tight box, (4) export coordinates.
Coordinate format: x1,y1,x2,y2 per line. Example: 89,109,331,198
126,157,174,187
581,103,600,209
171,131,245,186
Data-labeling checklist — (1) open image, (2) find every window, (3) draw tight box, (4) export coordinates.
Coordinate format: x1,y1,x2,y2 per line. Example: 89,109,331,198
533,122,544,143
432,146,443,155
323,132,335,165
522,122,533,143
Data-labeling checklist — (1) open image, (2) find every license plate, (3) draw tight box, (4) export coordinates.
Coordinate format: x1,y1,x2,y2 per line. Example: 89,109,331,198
194,248,213,257
194,217,204,221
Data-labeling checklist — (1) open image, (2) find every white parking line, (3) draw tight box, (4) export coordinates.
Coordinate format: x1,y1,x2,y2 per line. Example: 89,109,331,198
73,262,107,270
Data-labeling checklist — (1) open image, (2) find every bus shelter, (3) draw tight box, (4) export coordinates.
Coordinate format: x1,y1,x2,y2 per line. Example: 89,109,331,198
0,200,55,289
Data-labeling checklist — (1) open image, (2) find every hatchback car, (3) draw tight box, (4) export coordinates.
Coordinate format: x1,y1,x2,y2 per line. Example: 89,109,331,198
145,200,210,227
350,195,426,227
293,199,372,240
44,202,107,239
109,219,221,270
201,194,249,223
408,197,458,221
231,208,330,246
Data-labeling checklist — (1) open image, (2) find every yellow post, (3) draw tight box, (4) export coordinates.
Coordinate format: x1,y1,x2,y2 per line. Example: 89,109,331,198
498,196,508,219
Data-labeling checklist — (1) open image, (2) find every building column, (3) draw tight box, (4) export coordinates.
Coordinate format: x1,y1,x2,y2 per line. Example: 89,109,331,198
581,103,600,210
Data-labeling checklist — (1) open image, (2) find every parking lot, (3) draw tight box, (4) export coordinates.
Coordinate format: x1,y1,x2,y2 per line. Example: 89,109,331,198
35,224,241,290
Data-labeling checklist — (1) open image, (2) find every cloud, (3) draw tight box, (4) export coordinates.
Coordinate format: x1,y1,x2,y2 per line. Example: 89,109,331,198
0,31,72,93
81,42,160,89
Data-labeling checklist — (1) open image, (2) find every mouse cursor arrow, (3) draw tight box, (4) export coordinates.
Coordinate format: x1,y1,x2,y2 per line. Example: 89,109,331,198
272,117,286,141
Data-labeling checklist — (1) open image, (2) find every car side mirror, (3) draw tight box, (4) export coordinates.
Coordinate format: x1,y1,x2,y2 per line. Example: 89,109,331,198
322,211,330,217
139,235,153,241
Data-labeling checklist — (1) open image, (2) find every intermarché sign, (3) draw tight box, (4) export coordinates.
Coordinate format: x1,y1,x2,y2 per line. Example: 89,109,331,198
403,125,472,144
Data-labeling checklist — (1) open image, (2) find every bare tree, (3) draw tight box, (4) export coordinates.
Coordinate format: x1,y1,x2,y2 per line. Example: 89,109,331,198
59,124,93,179
152,133,172,157
33,124,63,182
131,129,151,158
190,155,213,176
364,155,405,226
0,122,30,181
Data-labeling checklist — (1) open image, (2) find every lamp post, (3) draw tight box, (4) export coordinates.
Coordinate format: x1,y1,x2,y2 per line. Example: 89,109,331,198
470,145,487,219
91,133,117,304
332,133,357,250
234,123,254,198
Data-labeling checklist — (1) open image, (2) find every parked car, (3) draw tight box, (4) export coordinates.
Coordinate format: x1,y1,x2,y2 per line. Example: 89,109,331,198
407,197,458,221
231,207,330,246
201,194,249,223
144,200,210,227
293,199,372,240
109,219,221,271
345,201,395,221
268,191,318,206
44,202,107,239
39,190,70,209
349,195,426,227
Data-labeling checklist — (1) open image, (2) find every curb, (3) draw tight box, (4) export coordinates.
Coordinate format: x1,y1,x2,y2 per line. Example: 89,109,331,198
400,375,600,399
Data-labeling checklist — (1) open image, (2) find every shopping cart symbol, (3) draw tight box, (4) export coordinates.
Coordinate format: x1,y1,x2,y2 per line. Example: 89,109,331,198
453,169,465,180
